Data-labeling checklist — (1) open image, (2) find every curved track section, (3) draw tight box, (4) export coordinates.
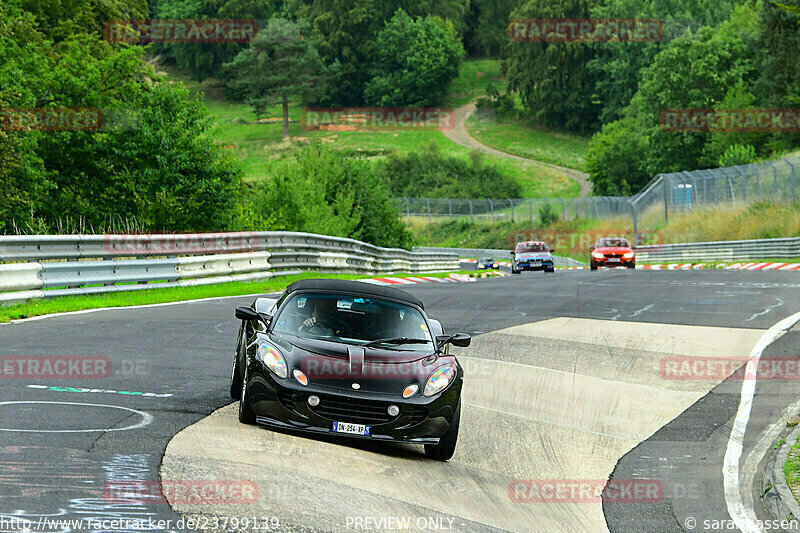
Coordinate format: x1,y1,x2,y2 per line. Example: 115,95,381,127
1,270,799,532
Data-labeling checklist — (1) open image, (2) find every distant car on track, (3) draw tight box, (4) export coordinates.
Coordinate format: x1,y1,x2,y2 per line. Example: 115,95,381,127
590,238,635,270
510,241,555,274
477,257,498,270
231,279,471,461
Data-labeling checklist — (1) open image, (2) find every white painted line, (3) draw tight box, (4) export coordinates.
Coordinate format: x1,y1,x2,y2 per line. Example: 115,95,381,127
0,401,153,433
723,310,800,533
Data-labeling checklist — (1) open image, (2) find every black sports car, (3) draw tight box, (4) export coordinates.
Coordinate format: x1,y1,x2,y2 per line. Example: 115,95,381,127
230,279,471,461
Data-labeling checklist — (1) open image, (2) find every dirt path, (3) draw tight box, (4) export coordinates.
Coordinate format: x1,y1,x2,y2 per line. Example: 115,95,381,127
442,102,592,197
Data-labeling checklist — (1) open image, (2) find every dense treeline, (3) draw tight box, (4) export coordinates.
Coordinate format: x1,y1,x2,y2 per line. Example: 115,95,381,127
502,0,800,195
0,0,414,248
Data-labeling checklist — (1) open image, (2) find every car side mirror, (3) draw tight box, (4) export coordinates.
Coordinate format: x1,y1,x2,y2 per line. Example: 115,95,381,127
510,251,515,256
549,248,556,254
589,246,595,251
235,306,272,326
436,333,471,350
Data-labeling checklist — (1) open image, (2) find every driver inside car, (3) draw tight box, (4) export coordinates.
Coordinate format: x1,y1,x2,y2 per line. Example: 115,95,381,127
297,298,340,336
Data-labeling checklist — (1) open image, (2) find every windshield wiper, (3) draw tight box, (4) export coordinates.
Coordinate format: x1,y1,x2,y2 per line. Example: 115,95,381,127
364,337,431,347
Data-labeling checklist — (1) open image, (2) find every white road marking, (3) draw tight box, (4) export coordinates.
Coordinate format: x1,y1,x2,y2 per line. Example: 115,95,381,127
0,401,153,433
723,310,800,533
744,297,784,322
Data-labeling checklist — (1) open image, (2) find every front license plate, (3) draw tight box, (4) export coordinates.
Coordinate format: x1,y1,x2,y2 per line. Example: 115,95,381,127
607,258,621,263
332,421,370,435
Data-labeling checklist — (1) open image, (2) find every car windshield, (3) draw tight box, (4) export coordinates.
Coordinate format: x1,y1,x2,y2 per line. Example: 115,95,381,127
597,238,630,248
516,243,548,253
480,257,493,263
272,293,433,351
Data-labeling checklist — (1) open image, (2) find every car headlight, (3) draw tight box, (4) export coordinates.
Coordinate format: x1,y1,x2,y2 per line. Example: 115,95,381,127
592,252,604,259
623,252,635,259
424,365,456,397
257,342,287,378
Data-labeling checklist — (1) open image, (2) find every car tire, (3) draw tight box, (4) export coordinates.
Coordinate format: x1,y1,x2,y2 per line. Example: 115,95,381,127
512,265,520,274
238,365,256,425
230,328,245,399
627,264,636,269
545,267,554,273
590,262,597,271
424,400,460,461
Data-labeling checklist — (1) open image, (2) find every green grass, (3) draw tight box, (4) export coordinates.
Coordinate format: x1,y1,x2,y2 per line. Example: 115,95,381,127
162,64,578,198
466,114,590,171
445,58,506,108
784,434,800,496
0,271,471,323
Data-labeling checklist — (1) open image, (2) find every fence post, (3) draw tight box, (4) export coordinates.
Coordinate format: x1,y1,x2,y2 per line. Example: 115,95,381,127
509,199,514,222
489,199,494,224
405,197,410,218
529,199,533,222
785,159,797,202
633,209,639,247
561,199,566,219
448,199,452,221
663,180,669,224
426,198,431,222
767,160,778,200
468,200,474,224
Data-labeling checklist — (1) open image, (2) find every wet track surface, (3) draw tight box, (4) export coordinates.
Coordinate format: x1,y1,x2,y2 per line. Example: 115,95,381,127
1,269,799,532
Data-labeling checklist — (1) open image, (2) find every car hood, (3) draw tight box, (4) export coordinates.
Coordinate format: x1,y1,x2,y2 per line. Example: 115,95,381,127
594,247,633,254
267,333,445,393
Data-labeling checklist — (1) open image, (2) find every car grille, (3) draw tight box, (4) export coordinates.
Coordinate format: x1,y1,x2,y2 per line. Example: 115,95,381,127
409,407,428,426
311,394,392,424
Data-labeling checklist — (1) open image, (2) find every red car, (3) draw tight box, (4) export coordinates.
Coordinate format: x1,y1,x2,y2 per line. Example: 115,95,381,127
590,238,635,270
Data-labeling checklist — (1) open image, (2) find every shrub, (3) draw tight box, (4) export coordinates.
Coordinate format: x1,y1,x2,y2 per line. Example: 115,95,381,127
379,144,521,199
538,203,559,225
718,144,758,167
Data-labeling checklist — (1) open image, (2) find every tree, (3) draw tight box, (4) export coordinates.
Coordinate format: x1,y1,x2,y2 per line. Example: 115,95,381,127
587,0,743,125
364,9,463,107
585,116,649,195
463,0,521,57
294,0,469,105
504,0,603,134
226,18,334,138
153,0,273,81
253,143,413,248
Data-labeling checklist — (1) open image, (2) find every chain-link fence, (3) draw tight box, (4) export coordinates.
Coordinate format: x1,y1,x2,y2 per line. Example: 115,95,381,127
396,156,800,244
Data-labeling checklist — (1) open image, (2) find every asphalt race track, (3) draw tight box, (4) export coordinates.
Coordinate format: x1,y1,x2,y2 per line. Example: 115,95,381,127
1,269,799,533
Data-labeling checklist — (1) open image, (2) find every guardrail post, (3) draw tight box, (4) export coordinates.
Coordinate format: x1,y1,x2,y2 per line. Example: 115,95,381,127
468,200,474,224
785,159,797,202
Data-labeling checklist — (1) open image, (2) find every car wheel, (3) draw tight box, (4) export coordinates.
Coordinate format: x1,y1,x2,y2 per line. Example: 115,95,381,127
512,264,520,274
545,267,554,273
590,262,597,271
238,365,256,425
628,263,636,269
424,400,460,461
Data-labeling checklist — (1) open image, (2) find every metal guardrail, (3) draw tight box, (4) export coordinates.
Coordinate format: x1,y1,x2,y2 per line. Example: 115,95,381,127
413,247,587,267
0,232,459,304
635,237,800,263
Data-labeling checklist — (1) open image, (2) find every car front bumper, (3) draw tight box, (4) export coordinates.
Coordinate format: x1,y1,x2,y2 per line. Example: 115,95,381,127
592,258,635,267
516,261,553,271
245,365,462,443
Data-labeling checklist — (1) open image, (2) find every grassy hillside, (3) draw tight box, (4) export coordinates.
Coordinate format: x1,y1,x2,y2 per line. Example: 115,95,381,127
165,60,580,198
